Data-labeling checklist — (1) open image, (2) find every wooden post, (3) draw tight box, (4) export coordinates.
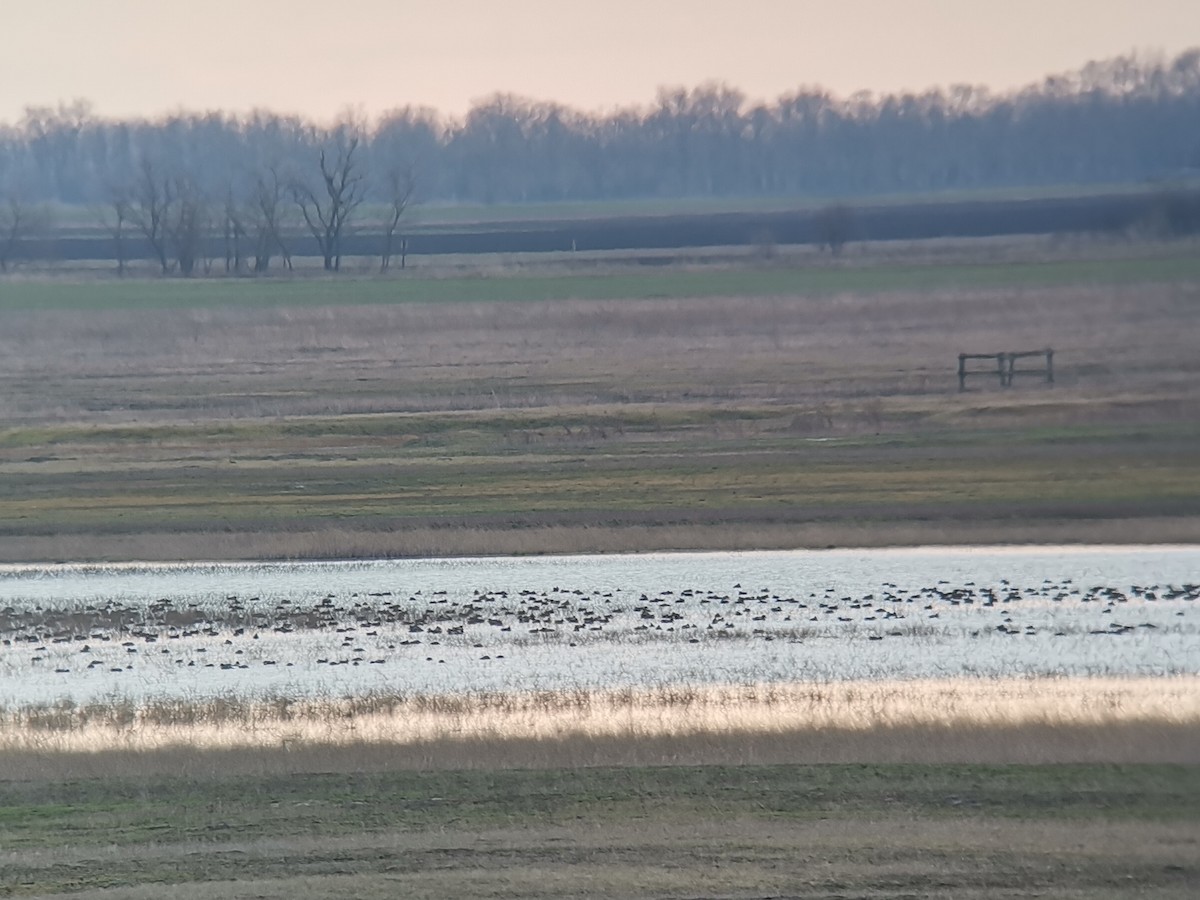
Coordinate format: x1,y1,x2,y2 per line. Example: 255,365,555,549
998,353,1010,388
958,354,967,391
1045,348,1054,384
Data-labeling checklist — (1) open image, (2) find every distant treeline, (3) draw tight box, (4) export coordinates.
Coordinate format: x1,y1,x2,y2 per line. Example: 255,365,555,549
1,49,1198,272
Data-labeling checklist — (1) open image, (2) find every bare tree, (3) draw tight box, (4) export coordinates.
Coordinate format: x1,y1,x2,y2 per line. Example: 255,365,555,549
292,133,366,271
379,162,415,272
96,187,132,276
165,176,208,276
127,158,173,274
222,185,247,274
0,196,51,272
814,203,855,256
124,159,210,276
248,164,292,273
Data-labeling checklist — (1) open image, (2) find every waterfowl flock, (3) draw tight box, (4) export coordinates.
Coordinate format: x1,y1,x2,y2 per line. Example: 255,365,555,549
1,559,1195,707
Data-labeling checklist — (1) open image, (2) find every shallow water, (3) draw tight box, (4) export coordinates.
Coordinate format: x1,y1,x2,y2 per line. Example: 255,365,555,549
1,547,1196,707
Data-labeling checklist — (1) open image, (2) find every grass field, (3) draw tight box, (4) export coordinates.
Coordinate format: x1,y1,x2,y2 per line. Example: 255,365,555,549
2,237,1198,897
1,240,1198,559
4,250,1200,311
2,240,1199,560
1,763,1196,898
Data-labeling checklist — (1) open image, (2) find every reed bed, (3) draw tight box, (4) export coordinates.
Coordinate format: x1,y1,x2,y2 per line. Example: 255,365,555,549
4,676,1197,765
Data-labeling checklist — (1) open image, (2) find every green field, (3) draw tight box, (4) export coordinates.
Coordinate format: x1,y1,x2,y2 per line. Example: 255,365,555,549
3,422,1198,543
4,252,1200,311
1,764,1196,898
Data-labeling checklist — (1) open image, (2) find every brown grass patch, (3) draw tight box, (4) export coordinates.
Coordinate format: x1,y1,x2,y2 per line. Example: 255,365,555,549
2,265,1198,560
5,516,1200,562
4,677,1196,779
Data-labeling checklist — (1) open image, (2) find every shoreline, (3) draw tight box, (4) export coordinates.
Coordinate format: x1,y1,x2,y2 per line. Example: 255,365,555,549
4,515,1199,565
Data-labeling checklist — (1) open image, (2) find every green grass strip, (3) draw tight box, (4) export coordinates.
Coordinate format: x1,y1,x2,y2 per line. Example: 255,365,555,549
5,255,1200,311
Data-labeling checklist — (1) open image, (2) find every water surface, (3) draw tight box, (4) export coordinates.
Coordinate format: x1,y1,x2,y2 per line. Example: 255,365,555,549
2,547,1196,707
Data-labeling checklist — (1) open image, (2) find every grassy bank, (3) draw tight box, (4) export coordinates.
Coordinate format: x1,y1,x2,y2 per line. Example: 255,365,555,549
1,763,1196,898
3,418,1198,561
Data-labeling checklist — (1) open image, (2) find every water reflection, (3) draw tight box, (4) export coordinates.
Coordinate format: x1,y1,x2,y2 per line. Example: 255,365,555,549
1,547,1196,707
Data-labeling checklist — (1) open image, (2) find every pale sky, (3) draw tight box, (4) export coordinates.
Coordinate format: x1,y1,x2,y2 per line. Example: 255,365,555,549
2,0,1197,124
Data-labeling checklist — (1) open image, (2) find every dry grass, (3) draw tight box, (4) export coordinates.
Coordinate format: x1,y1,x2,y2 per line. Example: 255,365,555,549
4,676,1196,779
5,516,1200,562
2,269,1199,559
3,280,1198,428
11,720,1192,782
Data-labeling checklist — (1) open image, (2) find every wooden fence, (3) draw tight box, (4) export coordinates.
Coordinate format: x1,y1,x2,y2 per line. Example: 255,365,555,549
958,349,1054,390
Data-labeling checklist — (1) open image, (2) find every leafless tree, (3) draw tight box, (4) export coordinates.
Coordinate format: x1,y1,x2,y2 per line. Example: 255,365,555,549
124,158,210,276
814,203,855,256
222,185,247,274
127,158,173,274
292,133,366,271
96,187,132,276
379,162,416,272
162,175,207,276
0,194,36,271
248,164,292,273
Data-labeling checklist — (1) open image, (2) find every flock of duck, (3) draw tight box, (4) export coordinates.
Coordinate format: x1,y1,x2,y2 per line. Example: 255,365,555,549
2,577,1194,678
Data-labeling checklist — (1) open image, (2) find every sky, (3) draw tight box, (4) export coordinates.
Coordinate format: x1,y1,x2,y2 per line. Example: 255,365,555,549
2,0,1197,124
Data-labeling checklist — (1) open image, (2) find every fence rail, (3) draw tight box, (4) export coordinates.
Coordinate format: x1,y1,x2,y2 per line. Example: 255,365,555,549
958,349,1054,390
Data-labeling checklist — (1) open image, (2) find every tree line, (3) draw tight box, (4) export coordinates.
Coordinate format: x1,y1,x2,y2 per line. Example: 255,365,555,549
0,49,1198,273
